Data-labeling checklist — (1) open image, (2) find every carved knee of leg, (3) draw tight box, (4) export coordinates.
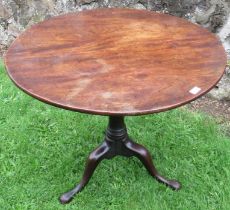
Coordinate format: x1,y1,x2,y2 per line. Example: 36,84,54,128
138,147,149,157
88,153,98,163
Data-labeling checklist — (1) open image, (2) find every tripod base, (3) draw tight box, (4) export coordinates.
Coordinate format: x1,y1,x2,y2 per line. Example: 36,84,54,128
60,116,181,204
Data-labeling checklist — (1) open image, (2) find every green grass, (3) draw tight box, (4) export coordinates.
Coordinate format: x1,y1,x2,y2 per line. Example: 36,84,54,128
0,60,230,210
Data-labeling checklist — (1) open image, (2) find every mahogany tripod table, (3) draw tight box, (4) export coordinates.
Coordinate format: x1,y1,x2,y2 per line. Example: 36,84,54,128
4,8,227,204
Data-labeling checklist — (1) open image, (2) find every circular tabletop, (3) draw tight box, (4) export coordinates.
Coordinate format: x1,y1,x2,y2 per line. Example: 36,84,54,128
4,8,227,116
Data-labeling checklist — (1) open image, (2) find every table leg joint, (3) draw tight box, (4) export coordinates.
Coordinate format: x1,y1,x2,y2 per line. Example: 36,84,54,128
59,116,181,204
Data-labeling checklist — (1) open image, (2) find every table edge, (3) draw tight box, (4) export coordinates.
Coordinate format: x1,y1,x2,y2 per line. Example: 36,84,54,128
3,8,228,116
4,58,227,116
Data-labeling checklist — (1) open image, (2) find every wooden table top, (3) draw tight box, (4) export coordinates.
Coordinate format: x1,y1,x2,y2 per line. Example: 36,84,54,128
4,8,227,116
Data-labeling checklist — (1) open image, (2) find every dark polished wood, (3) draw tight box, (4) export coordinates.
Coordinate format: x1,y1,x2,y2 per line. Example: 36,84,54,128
4,8,227,205
4,8,227,116
60,116,180,204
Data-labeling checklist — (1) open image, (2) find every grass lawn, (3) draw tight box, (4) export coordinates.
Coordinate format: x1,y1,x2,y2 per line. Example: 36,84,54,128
0,59,230,210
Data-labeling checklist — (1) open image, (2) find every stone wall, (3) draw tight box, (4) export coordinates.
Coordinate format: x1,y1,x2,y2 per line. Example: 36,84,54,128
0,0,230,100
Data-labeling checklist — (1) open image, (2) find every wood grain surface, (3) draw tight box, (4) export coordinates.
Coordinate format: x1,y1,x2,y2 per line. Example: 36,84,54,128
4,8,227,116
